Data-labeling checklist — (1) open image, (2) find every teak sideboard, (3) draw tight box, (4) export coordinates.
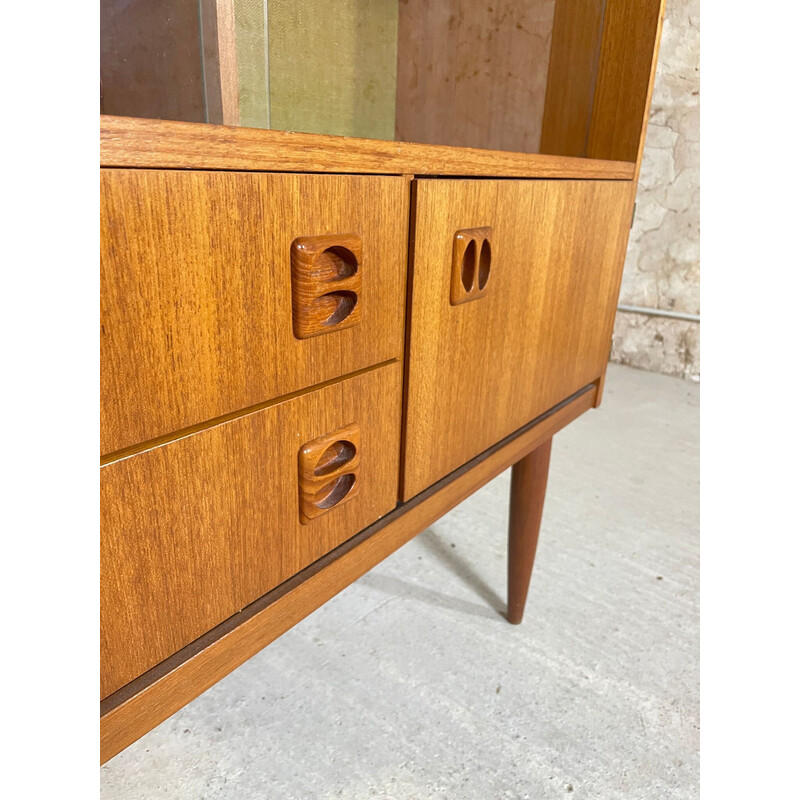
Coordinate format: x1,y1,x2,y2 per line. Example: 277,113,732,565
100,0,666,764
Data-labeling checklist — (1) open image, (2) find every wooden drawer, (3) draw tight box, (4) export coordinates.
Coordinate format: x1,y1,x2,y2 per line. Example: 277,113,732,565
100,169,409,456
101,362,402,699
403,178,633,499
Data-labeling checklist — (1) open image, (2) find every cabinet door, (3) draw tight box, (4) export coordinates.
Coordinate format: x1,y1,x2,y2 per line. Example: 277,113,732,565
101,169,408,456
101,362,402,699
403,179,633,499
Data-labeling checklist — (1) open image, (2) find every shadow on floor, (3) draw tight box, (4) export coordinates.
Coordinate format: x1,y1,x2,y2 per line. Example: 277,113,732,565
358,527,506,621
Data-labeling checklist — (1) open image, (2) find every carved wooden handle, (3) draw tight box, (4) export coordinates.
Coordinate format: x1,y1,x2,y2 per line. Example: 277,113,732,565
298,423,361,523
291,234,362,338
450,227,492,305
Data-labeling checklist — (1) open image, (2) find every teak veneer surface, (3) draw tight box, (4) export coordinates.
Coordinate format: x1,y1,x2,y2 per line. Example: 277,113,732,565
100,169,408,456
507,438,553,624
587,0,664,162
403,178,633,498
100,384,597,764
539,0,664,164
540,0,607,158
98,0,666,766
101,362,403,699
100,116,636,180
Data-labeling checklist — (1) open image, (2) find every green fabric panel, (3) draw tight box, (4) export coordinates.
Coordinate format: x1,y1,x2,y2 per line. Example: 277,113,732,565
267,0,398,139
234,0,270,128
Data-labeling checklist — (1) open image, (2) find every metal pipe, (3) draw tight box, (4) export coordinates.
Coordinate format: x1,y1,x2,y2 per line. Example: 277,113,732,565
616,304,700,323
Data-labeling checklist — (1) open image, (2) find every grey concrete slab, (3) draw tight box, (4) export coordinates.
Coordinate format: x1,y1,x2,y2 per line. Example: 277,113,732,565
101,364,699,799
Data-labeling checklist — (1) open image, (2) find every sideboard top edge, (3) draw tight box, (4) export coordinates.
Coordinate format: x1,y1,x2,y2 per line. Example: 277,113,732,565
100,116,636,181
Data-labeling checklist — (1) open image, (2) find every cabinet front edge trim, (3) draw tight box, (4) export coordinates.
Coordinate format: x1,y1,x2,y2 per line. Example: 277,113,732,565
101,116,636,181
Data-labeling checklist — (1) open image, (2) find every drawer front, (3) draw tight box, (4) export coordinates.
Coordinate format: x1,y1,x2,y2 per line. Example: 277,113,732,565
101,362,402,698
403,178,633,499
100,169,408,456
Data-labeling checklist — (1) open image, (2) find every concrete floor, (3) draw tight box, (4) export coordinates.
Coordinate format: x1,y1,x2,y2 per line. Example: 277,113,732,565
101,364,699,799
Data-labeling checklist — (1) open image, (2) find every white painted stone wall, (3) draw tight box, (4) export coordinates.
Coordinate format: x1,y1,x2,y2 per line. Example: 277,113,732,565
611,0,700,380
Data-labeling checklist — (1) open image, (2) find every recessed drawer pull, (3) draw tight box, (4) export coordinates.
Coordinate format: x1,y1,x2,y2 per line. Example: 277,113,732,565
314,440,357,476
313,474,357,509
316,290,358,327
291,234,362,338
450,227,492,305
460,239,476,291
478,239,491,289
298,423,361,523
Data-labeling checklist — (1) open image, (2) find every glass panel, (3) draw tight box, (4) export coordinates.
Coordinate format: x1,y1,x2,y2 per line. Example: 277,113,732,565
99,0,654,162
100,0,210,123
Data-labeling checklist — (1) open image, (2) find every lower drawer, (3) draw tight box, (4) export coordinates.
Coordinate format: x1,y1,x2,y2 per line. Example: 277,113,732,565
101,362,402,699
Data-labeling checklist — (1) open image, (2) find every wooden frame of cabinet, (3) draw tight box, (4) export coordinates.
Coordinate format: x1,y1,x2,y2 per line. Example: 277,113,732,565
100,0,666,764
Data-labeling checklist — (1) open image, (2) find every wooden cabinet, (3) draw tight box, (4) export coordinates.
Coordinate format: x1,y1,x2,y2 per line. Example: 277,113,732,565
100,174,633,699
98,153,643,762
402,178,634,498
101,361,402,698
99,0,667,764
100,169,409,456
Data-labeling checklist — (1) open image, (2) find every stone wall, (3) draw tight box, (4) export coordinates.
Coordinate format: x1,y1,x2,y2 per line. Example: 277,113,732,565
611,0,700,381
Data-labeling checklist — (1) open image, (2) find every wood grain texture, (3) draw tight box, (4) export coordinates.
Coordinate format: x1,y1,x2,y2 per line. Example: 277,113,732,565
629,0,667,185
99,116,636,179
100,170,407,456
298,423,361,523
588,0,665,402
587,0,664,162
507,438,552,624
101,362,402,699
402,178,634,499
395,0,555,153
290,234,362,339
539,0,606,157
594,359,609,407
100,383,596,764
450,227,492,306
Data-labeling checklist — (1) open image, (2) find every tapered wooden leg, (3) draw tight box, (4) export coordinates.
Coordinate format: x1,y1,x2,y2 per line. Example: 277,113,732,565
507,437,553,624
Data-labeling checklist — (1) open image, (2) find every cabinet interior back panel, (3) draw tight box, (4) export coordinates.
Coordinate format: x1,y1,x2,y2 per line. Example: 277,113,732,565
395,0,556,153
